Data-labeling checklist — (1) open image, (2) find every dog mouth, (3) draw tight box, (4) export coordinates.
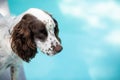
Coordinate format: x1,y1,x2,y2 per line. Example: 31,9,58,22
42,45,63,56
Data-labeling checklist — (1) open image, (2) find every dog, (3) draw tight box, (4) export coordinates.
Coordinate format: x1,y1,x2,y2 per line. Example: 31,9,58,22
0,8,62,80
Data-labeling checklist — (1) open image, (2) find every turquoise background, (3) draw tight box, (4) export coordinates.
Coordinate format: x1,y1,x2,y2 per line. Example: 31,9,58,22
8,0,120,80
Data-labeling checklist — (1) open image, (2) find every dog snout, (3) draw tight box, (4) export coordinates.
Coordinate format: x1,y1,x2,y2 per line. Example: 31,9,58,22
54,45,63,53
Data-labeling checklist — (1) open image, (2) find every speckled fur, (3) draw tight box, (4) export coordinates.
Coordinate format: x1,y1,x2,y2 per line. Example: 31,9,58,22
0,8,62,80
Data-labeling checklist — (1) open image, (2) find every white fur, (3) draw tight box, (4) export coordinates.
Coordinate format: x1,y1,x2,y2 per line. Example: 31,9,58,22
9,8,61,55
24,8,61,55
0,8,61,80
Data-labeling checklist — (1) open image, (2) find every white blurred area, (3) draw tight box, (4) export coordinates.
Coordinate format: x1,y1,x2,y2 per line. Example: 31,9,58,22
59,0,120,46
59,0,120,26
59,0,120,80
0,1,26,80
0,0,10,16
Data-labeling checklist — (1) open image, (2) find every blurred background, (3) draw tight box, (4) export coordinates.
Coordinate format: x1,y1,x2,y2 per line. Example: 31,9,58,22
7,0,120,80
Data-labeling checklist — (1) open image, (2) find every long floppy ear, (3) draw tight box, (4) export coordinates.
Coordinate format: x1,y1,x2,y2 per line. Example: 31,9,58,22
11,14,37,62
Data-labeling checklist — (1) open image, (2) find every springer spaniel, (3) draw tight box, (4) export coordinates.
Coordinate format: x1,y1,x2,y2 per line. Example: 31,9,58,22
0,8,62,80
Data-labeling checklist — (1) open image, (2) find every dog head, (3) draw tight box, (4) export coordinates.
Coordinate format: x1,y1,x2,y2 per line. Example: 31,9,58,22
11,8,63,62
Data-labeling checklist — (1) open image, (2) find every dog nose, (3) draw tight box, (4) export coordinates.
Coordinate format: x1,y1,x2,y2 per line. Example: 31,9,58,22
54,45,63,53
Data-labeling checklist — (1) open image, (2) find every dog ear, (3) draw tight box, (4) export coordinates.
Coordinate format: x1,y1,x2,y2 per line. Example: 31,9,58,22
11,14,37,62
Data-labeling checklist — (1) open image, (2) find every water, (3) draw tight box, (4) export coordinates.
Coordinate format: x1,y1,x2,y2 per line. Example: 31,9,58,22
8,0,120,80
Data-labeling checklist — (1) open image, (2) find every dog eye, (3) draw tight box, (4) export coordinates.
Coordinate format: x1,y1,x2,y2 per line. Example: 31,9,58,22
37,34,47,41
40,29,48,36
40,30,47,35
37,29,48,41
37,34,46,41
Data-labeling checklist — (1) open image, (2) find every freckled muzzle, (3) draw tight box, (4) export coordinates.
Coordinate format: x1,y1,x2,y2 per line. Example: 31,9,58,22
45,43,63,56
52,44,63,54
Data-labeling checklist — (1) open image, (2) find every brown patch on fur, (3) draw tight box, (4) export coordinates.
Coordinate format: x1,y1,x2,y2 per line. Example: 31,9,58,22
53,18,61,43
11,14,47,62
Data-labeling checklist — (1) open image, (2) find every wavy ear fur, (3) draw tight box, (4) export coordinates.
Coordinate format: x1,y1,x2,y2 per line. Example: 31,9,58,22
11,14,38,62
